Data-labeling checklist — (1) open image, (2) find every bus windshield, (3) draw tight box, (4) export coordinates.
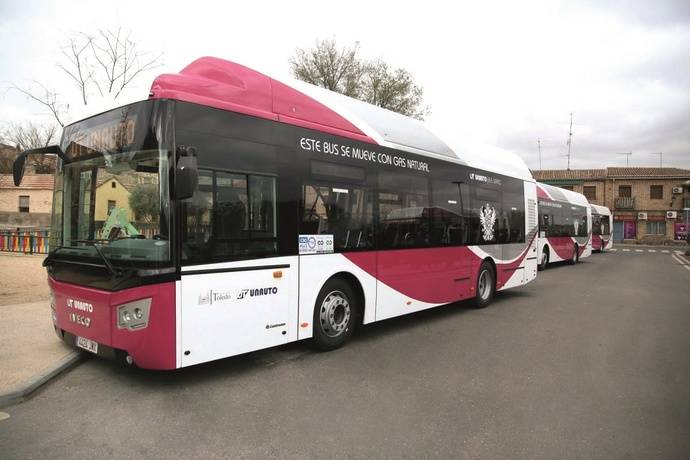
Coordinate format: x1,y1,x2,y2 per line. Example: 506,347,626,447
49,101,172,270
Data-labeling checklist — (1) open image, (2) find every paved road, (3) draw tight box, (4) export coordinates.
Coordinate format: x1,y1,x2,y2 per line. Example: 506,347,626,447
1,252,689,459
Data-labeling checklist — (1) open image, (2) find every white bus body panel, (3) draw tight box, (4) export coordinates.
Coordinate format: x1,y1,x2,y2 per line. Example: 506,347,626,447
178,256,298,367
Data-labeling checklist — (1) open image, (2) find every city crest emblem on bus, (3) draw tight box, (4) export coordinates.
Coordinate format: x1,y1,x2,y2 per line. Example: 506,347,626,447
479,203,496,241
573,219,579,235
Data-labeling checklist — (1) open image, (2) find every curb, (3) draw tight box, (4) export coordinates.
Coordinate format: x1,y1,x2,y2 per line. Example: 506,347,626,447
0,352,84,409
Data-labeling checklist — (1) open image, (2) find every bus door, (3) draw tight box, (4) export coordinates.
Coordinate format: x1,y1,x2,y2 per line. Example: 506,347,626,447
177,170,296,367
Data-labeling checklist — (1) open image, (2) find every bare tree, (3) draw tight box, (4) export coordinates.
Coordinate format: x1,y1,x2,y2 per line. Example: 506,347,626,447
1,122,59,173
9,82,68,127
290,40,430,120
9,28,163,126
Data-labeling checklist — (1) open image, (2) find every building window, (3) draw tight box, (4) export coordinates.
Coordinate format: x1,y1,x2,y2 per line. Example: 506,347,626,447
560,185,574,191
646,220,665,235
18,195,30,213
583,186,596,200
107,200,117,213
650,185,663,199
619,185,632,197
111,181,116,188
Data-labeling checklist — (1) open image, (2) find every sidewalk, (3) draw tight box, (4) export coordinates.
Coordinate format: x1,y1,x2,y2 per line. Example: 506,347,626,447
0,301,81,406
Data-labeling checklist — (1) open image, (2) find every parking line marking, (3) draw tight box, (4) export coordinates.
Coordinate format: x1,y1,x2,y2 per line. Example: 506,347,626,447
661,250,669,253
675,250,683,254
648,249,656,252
672,253,690,271
635,249,644,252
622,249,630,252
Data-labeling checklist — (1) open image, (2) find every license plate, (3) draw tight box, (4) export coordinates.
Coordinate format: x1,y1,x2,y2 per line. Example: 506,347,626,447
76,336,98,354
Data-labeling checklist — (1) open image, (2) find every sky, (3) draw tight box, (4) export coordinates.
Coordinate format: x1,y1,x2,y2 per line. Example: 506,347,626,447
1,0,689,170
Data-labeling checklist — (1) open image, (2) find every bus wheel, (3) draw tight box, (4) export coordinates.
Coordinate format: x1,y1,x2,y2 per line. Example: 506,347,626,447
473,261,495,309
312,278,358,351
570,245,579,265
538,247,549,271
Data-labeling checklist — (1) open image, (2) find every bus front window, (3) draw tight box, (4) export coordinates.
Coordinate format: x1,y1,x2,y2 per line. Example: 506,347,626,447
52,149,171,268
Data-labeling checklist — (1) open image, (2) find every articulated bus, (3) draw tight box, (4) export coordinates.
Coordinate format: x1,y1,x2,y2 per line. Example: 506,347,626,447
13,57,538,369
590,204,613,252
536,182,592,270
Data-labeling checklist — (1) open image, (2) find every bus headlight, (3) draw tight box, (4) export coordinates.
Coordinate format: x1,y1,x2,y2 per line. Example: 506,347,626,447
117,298,152,330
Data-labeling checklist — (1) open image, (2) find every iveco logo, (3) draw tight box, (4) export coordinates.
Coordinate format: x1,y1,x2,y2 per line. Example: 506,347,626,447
67,298,93,313
69,313,91,328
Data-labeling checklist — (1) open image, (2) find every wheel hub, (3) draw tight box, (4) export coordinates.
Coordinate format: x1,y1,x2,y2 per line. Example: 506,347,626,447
319,291,351,338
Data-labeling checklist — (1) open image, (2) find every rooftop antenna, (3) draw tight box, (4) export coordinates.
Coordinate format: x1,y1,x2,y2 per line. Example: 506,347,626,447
616,151,632,166
537,138,542,170
566,112,573,170
650,152,662,168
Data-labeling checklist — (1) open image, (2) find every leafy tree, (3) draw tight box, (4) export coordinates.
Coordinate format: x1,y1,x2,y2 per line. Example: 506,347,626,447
128,183,159,224
289,39,364,98
290,39,430,120
362,59,429,120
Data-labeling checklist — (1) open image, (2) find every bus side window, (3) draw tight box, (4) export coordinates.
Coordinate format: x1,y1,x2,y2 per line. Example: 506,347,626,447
378,171,430,249
181,169,278,264
301,184,373,251
542,214,550,236
430,178,467,246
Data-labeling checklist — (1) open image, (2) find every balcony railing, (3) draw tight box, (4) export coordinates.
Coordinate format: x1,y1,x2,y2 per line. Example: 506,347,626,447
684,197,690,209
615,196,635,209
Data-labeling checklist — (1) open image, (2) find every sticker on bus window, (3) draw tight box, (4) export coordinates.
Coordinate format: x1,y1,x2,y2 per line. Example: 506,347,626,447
299,235,334,255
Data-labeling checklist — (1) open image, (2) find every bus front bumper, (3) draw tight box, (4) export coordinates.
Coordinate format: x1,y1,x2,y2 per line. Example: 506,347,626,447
49,277,177,370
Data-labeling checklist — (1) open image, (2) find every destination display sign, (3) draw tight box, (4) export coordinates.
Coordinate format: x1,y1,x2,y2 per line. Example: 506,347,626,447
64,116,137,158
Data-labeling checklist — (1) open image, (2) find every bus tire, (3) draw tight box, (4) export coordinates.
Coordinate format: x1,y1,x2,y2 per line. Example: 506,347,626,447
570,245,579,265
538,247,549,271
473,261,495,309
311,278,358,351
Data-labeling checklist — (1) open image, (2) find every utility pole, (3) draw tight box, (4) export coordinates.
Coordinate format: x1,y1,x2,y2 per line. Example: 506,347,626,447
566,112,573,170
651,152,662,168
537,138,542,170
616,151,632,166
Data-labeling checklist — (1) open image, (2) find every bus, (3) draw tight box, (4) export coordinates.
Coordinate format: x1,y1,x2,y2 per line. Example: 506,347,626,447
590,204,613,252
13,57,538,369
536,182,592,270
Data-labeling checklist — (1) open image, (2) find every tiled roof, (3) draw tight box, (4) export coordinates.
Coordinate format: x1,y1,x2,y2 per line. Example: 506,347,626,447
532,167,690,180
606,167,690,178
0,174,54,190
531,169,606,180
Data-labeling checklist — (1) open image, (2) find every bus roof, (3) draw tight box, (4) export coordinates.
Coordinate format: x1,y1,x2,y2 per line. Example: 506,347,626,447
149,57,534,182
536,182,589,207
589,203,611,216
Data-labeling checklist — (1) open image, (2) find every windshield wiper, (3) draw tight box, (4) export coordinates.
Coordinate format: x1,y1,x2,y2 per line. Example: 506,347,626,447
69,239,120,277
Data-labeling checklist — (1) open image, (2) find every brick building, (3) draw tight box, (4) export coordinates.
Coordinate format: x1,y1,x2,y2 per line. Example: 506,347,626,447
0,174,54,229
533,167,690,244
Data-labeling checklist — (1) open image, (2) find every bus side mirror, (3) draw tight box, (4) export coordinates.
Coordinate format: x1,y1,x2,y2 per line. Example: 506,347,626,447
13,151,29,186
12,145,68,186
175,145,198,200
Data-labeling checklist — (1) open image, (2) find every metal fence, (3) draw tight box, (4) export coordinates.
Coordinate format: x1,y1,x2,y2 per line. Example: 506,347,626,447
0,229,51,254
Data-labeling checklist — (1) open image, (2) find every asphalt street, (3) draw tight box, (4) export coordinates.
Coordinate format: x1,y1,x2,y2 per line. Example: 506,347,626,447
1,250,689,459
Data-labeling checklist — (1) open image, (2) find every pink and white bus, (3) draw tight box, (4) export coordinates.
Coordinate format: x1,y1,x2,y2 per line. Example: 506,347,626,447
536,182,592,270
590,204,613,252
14,57,538,369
